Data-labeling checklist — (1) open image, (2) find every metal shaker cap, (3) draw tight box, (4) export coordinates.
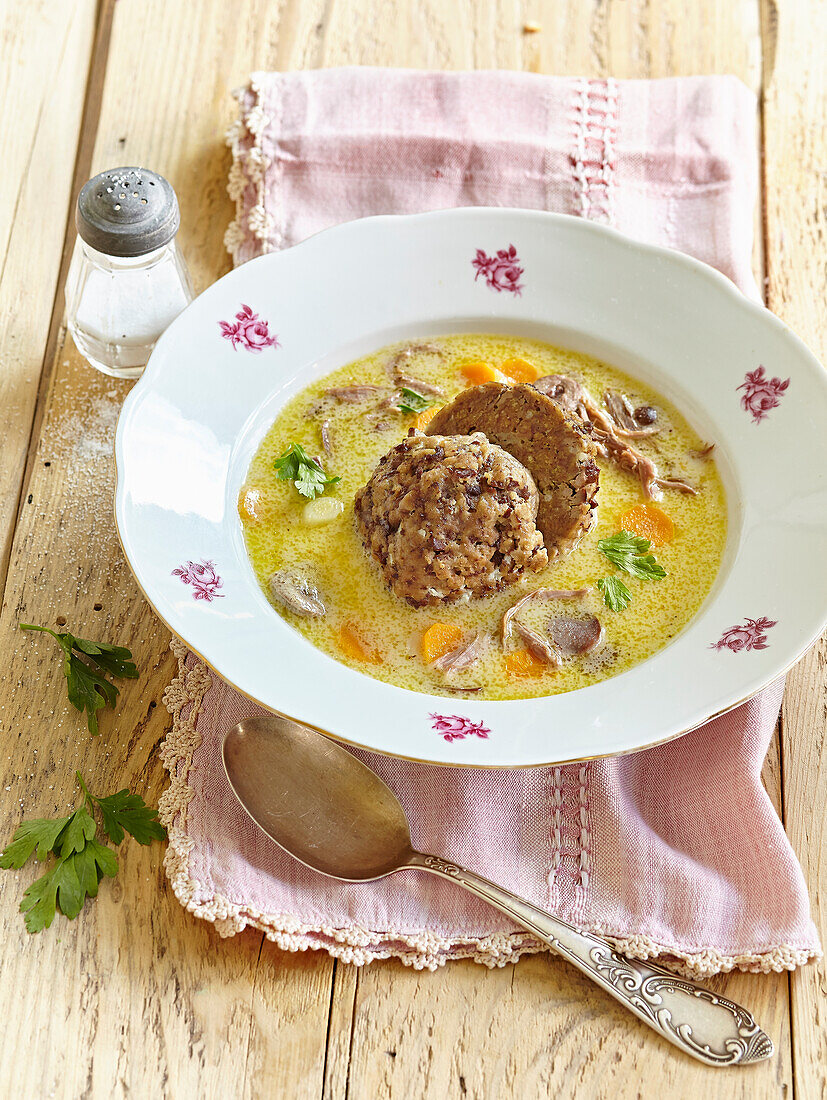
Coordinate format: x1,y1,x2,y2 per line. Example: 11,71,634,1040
75,167,180,257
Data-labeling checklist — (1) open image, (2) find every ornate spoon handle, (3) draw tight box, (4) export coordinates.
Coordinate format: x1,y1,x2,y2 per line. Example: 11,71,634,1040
409,852,772,1067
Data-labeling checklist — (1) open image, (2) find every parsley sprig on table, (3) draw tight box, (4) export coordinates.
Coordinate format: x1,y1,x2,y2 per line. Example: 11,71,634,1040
20,623,138,735
596,530,666,612
273,442,341,499
0,773,166,934
396,387,436,415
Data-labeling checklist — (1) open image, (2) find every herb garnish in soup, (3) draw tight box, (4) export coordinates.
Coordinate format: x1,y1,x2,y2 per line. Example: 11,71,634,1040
240,336,726,700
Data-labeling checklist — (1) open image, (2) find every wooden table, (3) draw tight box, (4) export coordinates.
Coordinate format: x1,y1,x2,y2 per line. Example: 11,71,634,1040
1,2,824,1096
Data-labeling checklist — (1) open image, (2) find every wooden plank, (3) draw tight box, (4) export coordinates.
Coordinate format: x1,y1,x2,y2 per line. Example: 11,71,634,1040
761,2,827,1098
323,961,360,1100
0,2,340,1098
0,0,97,584
345,957,791,1100
0,0,815,1097
318,2,794,1098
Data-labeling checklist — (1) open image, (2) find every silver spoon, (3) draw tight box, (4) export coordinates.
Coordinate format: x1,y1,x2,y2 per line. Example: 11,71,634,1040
222,714,772,1067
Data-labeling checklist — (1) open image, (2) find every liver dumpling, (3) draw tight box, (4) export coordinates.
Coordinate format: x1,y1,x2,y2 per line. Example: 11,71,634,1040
354,432,547,607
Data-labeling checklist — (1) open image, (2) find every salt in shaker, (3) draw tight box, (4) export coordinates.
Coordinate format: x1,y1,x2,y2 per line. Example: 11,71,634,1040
65,167,194,378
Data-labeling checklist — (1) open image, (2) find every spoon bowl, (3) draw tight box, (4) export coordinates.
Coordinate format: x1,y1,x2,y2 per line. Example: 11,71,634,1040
223,715,414,880
222,713,773,1067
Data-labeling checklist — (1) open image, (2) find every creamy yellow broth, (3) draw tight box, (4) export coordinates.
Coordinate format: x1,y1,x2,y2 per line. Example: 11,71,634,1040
241,335,727,699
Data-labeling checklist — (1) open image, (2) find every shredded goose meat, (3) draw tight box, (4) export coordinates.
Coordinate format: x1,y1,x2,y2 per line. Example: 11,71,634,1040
396,375,445,397
387,342,444,383
535,374,696,500
512,621,561,666
431,630,490,673
323,385,388,403
604,389,661,439
690,442,716,459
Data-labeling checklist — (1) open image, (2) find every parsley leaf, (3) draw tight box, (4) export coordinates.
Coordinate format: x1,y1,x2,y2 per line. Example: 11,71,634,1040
72,637,138,679
71,841,119,900
19,845,119,933
597,531,667,581
396,387,435,415
59,807,98,855
90,788,166,846
274,443,341,500
597,576,632,612
20,861,66,933
0,815,71,868
0,772,165,934
294,466,332,500
20,624,138,735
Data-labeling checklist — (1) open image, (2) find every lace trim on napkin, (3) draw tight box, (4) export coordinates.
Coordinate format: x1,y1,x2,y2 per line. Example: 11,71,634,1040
224,74,277,264
159,639,816,977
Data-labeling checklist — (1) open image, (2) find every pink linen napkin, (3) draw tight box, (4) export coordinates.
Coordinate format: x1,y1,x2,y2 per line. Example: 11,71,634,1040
160,69,819,976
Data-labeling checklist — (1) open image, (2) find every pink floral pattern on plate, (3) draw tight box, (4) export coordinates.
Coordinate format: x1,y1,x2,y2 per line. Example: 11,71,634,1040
430,714,491,743
219,304,280,352
710,617,777,652
172,560,225,601
472,244,524,296
737,366,789,423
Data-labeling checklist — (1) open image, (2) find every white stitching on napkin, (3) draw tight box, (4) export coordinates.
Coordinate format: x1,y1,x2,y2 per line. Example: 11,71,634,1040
569,77,618,224
547,764,593,918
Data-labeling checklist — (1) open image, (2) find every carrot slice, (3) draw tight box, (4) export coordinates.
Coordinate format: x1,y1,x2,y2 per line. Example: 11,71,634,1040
504,649,546,678
460,361,509,387
499,357,540,384
421,622,465,664
238,487,267,524
619,503,675,546
414,405,442,432
338,621,382,664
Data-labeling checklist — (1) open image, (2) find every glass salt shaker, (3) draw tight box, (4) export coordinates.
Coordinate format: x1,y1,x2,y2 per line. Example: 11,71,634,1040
65,167,194,378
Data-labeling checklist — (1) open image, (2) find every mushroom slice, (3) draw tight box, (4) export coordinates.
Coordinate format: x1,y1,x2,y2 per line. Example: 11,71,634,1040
634,404,659,426
432,630,490,673
549,615,605,656
268,570,326,617
512,621,561,667
501,587,590,643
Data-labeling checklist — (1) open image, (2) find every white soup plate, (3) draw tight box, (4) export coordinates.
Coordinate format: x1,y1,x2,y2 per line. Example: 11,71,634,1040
114,209,827,767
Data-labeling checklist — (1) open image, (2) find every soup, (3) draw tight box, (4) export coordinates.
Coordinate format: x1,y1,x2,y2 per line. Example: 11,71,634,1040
240,336,726,700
